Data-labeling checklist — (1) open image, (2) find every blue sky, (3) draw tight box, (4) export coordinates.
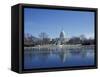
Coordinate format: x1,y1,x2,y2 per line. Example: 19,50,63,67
24,8,94,38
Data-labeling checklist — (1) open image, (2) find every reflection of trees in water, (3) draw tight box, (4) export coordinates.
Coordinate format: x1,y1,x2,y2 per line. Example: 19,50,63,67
24,48,50,61
57,48,94,63
37,51,50,61
24,47,93,63
24,49,36,61
69,48,89,58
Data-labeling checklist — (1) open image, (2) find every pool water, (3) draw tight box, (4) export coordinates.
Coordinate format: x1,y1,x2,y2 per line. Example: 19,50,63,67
24,47,94,69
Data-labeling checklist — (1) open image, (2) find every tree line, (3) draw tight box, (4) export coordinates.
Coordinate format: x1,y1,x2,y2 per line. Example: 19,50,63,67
24,32,95,47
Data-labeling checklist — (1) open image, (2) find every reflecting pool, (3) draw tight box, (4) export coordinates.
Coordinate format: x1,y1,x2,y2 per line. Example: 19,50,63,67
24,46,94,69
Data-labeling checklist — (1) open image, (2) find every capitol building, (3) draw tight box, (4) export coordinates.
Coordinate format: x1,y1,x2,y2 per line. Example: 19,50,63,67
56,30,68,45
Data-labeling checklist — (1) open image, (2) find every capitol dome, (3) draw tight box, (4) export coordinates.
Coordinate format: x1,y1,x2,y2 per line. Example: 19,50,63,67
60,30,65,39
59,30,66,45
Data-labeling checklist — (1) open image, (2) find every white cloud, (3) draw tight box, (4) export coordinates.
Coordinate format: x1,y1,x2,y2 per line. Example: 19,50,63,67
85,33,94,39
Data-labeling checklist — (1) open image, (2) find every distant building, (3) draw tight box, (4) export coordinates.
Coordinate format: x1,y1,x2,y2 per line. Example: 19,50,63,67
56,30,67,45
59,30,66,44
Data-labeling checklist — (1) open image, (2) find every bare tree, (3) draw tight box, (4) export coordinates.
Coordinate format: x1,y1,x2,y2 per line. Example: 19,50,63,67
39,32,48,40
38,32,50,45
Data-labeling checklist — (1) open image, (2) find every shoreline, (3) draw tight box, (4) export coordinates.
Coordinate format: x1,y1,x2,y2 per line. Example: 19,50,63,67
24,44,95,50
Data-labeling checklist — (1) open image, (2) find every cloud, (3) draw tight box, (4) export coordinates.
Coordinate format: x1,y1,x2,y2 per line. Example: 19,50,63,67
85,33,94,39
